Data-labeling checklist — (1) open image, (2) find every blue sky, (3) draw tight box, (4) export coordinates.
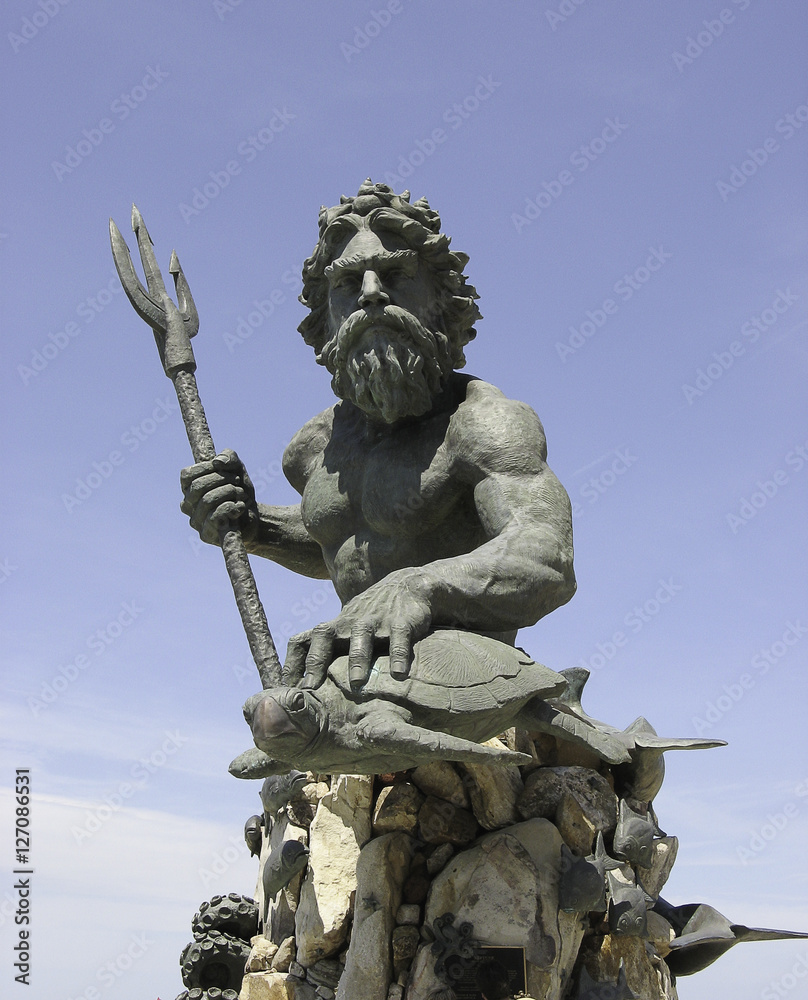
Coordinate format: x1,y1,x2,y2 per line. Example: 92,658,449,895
1,2,806,998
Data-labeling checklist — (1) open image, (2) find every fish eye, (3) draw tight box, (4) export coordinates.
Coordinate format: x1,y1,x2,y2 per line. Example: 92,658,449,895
289,690,307,712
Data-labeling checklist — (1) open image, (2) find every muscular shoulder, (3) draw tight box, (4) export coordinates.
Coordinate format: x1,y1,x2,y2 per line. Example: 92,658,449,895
448,377,548,478
282,406,335,493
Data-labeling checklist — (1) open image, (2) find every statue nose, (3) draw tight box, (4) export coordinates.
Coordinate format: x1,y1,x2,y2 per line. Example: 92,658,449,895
358,269,389,308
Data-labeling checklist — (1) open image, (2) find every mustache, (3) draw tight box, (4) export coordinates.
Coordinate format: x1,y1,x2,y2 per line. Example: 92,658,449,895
320,305,444,371
329,305,446,366
338,306,419,353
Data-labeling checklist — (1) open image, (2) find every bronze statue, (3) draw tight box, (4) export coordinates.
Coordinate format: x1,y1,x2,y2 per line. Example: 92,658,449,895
108,182,802,998
109,183,729,779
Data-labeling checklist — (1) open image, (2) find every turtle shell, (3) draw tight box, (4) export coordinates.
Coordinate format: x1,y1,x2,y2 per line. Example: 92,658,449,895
327,629,566,716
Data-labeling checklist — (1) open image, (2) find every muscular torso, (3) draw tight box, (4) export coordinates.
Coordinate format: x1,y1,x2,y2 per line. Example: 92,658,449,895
288,374,489,603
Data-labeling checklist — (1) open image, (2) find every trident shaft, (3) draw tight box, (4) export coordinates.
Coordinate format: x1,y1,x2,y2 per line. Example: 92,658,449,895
109,205,282,689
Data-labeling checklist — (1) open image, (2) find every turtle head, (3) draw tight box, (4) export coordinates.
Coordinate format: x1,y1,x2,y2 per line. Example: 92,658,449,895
244,687,321,756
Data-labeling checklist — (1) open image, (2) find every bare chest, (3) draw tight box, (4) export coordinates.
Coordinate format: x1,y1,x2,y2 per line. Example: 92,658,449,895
300,426,467,548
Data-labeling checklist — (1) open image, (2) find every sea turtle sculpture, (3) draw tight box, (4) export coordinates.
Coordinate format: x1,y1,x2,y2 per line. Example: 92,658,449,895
229,629,634,778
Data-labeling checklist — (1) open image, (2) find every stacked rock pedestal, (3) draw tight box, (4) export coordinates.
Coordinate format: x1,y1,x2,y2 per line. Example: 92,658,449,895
240,732,681,1000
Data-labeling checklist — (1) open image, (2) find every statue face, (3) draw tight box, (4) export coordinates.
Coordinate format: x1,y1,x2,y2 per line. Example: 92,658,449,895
246,688,319,756
321,227,453,423
325,228,436,333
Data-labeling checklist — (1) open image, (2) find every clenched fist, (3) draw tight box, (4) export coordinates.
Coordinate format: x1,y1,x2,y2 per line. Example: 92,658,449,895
180,448,259,545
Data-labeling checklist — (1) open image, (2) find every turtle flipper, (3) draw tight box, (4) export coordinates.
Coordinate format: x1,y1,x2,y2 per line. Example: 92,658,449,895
516,700,632,765
356,716,531,768
229,746,292,779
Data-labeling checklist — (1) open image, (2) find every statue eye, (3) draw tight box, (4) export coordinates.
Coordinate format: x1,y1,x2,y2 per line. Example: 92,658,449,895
290,691,307,712
336,272,361,289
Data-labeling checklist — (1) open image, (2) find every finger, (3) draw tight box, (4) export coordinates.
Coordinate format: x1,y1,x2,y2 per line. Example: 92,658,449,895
212,448,242,472
302,625,334,689
348,620,374,688
181,470,233,512
209,451,255,502
388,623,413,680
283,633,311,686
188,484,247,537
180,460,216,492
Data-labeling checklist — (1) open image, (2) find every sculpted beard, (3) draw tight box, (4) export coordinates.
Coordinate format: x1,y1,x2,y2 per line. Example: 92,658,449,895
321,306,453,423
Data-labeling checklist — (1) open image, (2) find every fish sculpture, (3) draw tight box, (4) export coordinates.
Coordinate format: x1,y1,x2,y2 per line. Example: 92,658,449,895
559,832,621,913
262,840,310,919
259,769,308,831
653,899,808,976
243,814,263,858
607,871,653,938
612,799,657,869
550,668,726,803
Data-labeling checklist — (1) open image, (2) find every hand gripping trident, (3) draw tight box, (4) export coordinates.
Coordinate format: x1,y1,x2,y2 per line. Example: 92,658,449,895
110,205,282,690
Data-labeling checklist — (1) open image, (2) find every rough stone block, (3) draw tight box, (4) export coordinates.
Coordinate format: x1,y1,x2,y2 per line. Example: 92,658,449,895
458,757,523,830
295,775,372,966
247,935,279,972
306,958,342,990
392,924,420,964
411,761,469,808
239,971,317,999
641,837,679,897
425,843,454,875
417,796,478,846
426,822,562,968
373,782,424,835
336,832,414,1000
271,936,296,973
556,791,597,855
517,766,617,837
582,933,674,999
395,903,421,926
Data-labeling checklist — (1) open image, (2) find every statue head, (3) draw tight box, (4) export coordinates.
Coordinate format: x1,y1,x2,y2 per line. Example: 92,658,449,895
299,180,481,423
244,688,320,759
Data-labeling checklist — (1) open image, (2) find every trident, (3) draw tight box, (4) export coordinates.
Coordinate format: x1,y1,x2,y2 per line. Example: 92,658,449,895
109,205,281,690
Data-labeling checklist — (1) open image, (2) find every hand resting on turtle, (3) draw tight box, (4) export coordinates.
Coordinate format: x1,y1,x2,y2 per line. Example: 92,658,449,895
282,566,434,691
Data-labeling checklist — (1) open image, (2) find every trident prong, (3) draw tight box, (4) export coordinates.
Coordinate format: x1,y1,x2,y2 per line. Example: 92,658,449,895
169,249,199,338
131,204,168,299
109,203,199,346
